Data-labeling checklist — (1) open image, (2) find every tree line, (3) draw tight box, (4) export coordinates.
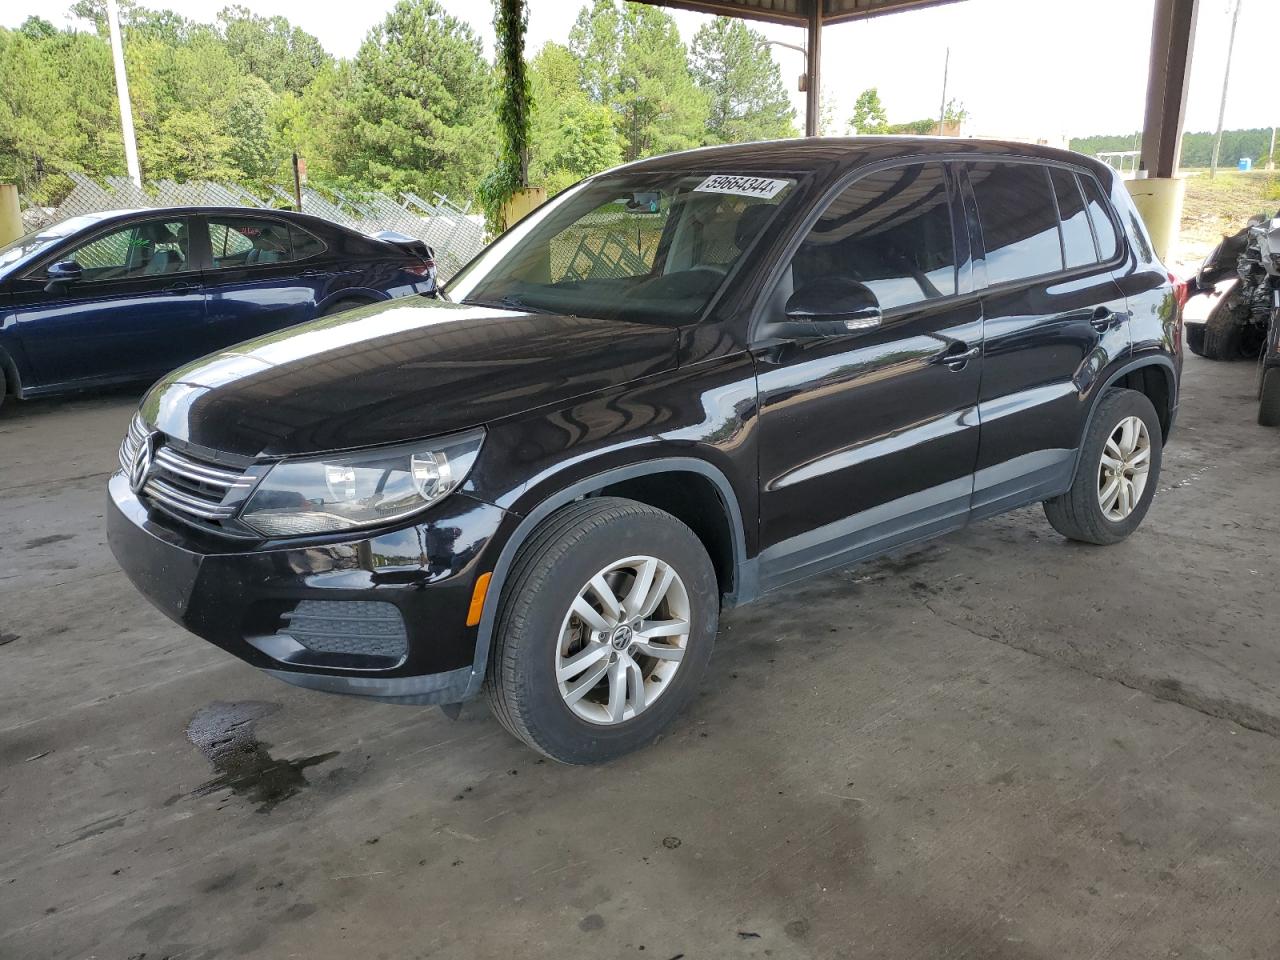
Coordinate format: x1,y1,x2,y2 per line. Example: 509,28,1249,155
1070,128,1279,169
0,0,797,207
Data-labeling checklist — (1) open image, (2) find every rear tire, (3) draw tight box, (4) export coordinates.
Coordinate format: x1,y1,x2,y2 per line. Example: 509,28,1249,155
0,364,6,411
1185,322,1207,357
1200,296,1246,360
484,497,718,764
1043,389,1163,545
1259,366,1280,427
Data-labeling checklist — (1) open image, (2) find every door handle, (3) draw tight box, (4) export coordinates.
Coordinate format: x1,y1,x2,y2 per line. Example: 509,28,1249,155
1090,306,1120,331
931,342,981,369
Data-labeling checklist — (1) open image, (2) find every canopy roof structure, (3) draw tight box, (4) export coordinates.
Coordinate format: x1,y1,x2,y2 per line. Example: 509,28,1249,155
629,0,1200,182
630,0,963,27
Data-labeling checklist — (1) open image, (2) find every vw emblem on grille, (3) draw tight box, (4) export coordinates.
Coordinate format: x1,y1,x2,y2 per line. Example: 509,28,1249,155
128,433,157,495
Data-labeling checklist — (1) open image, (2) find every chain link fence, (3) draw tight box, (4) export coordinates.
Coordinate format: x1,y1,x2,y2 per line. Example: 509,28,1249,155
19,174,487,281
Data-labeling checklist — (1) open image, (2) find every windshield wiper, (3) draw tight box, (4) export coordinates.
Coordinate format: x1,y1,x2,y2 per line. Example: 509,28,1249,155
461,295,558,316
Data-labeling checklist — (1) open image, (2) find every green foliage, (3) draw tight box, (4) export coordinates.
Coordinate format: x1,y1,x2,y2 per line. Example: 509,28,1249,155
528,43,621,195
1069,129,1279,169
0,24,121,198
217,5,332,96
5,0,840,213
848,88,889,135
690,19,795,144
480,0,534,234
570,1,707,162
336,0,496,200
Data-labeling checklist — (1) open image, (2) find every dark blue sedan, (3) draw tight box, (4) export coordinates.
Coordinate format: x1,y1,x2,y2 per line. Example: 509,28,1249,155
0,206,438,407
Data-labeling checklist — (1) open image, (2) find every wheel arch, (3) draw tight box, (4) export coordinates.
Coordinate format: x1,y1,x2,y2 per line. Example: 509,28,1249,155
1069,355,1177,487
0,342,22,398
462,456,751,702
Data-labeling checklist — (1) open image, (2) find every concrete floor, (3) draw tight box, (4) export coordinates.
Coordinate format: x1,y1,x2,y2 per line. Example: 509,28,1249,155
1,353,1278,960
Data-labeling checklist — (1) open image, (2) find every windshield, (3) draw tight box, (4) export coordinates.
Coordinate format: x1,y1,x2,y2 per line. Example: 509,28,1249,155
448,171,799,325
0,214,109,273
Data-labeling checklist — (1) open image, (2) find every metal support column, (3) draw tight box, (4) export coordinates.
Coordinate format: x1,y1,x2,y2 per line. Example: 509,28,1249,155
1140,0,1199,178
805,1,822,136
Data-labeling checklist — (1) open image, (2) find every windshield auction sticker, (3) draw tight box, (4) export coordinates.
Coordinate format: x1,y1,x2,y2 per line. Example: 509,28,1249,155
693,175,791,200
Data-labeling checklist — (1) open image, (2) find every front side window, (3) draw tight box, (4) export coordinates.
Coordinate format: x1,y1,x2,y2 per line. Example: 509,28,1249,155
60,220,190,281
791,162,957,312
206,218,298,269
447,171,800,325
967,162,1064,285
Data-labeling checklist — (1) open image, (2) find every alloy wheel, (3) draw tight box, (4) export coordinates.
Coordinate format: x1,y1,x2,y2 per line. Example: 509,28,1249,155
555,555,691,725
1097,415,1151,522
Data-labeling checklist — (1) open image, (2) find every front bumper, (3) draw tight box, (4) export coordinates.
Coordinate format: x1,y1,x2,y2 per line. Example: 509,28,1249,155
107,472,511,704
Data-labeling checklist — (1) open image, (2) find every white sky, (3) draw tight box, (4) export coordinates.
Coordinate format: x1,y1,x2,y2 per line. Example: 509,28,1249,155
4,0,1276,139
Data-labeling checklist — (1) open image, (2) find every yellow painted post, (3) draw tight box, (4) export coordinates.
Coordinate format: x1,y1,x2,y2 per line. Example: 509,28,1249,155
1125,177,1185,265
0,185,22,246
500,186,546,230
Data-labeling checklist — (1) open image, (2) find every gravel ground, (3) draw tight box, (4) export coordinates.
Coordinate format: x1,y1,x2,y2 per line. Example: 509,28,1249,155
1,352,1278,960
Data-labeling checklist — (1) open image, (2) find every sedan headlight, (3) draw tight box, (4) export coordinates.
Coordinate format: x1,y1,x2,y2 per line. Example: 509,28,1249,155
240,429,484,537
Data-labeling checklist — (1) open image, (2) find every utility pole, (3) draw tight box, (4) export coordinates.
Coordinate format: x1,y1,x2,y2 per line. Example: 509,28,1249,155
937,47,950,134
1268,124,1277,171
106,0,141,187
1209,0,1241,178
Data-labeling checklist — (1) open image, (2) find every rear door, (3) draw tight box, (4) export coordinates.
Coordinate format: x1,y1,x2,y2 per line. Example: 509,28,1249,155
9,216,208,387
199,215,331,345
752,161,984,590
960,160,1130,519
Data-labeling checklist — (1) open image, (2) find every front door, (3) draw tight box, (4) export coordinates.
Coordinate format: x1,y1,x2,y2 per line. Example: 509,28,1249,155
753,161,983,592
10,216,207,389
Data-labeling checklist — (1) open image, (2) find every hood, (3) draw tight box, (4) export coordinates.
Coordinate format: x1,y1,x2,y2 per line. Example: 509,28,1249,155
142,297,679,458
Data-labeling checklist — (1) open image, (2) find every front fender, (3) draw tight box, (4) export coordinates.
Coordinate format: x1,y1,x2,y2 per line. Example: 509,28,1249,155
460,453,751,704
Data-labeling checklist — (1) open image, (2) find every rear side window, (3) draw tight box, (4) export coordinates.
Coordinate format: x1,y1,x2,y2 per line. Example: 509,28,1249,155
1049,168,1097,268
1080,175,1121,262
206,218,297,269
290,225,326,259
791,162,957,311
967,162,1063,284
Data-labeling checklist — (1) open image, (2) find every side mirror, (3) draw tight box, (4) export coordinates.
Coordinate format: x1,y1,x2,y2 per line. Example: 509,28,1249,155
774,278,882,339
44,260,83,293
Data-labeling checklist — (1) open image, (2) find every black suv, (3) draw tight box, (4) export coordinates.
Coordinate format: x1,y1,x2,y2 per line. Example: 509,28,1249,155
108,139,1182,764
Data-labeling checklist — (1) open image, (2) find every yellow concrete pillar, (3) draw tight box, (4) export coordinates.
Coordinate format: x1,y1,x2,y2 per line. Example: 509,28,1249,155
0,185,22,246
1125,177,1185,265
501,186,546,231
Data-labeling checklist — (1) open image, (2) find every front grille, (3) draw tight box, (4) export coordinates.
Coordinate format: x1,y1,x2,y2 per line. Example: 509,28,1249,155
279,600,408,660
118,415,257,529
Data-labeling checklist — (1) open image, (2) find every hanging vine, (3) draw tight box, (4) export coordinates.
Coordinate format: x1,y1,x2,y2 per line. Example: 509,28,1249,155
478,0,532,236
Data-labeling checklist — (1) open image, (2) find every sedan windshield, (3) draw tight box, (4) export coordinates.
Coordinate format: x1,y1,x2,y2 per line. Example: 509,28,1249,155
0,214,111,274
447,172,799,325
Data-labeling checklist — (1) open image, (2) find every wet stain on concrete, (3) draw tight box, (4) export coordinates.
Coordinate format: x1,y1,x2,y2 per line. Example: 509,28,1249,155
185,701,337,813
23,533,74,549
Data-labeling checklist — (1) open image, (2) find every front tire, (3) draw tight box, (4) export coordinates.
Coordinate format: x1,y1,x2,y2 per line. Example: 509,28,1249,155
1043,389,1163,545
484,497,718,764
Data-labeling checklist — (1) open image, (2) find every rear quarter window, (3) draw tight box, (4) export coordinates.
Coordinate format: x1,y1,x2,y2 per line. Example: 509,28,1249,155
967,162,1064,285
1080,175,1122,262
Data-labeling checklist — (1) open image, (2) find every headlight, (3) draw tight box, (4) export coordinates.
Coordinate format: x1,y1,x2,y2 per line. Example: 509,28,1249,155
239,429,484,537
